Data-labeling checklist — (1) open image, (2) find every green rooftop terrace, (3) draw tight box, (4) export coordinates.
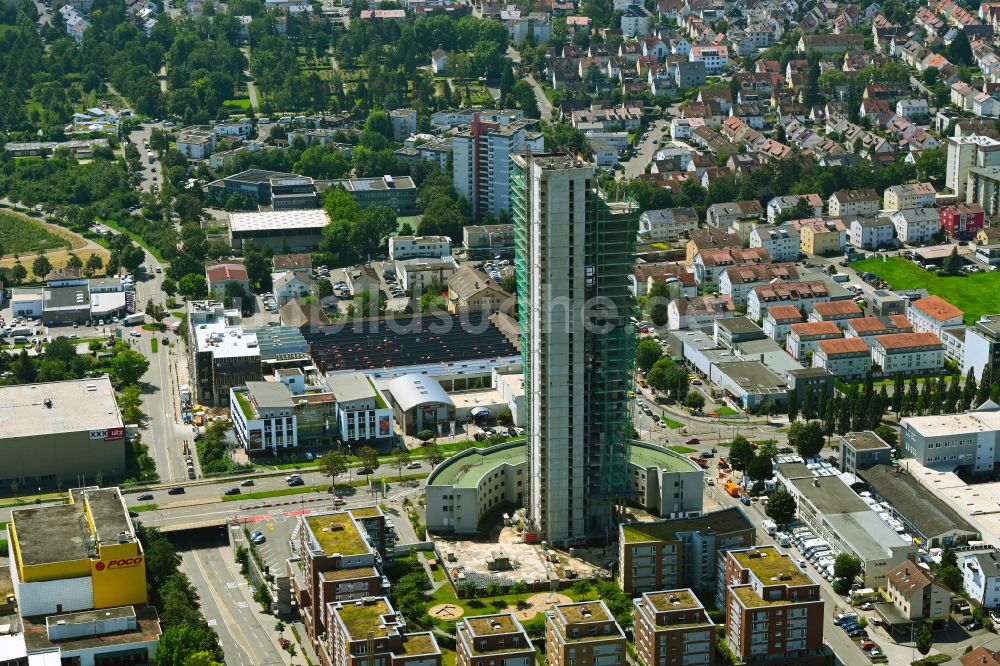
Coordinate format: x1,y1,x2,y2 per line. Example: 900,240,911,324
732,547,811,587
334,598,395,639
429,440,698,490
305,513,368,556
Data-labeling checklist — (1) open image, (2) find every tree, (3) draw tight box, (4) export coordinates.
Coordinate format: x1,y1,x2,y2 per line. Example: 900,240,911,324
10,262,26,285
319,450,348,490
788,421,825,458
684,391,705,410
425,442,445,468
358,446,379,476
915,623,933,656
111,348,151,386
647,358,688,400
766,487,796,526
391,448,412,480
636,338,662,373
32,254,52,280
728,436,755,476
874,423,898,447
485,581,502,599
833,553,863,585
787,388,799,422
66,253,83,271
118,384,144,424
184,652,223,666
162,278,177,298
85,253,104,276
179,274,208,299
156,625,223,666
646,281,673,327
746,453,773,483
943,246,961,275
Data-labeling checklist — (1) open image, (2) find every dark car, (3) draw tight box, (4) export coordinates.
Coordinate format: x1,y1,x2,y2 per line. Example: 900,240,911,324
287,477,305,486
848,629,868,639
240,479,255,487
129,511,140,518
964,621,983,631
167,486,185,495
356,467,373,475
225,488,241,496
137,493,154,501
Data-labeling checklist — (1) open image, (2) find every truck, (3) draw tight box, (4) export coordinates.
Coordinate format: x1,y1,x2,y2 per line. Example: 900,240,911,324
832,272,850,283
724,481,740,498
123,312,145,325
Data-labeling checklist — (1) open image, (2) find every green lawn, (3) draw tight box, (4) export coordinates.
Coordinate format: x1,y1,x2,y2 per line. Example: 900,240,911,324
224,98,252,109
668,445,696,454
150,338,159,353
853,257,993,324
428,579,598,618
716,406,739,416
133,503,158,512
663,417,683,428
222,473,427,501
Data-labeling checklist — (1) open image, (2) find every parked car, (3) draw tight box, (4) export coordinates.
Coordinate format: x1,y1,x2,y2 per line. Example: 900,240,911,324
251,530,266,544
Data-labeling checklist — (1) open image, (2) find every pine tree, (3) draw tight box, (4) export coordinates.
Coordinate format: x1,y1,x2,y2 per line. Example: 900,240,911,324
838,398,852,434
964,368,978,411
817,391,827,421
977,367,992,406
945,373,960,414
787,388,799,422
802,388,815,420
892,373,904,413
823,397,838,436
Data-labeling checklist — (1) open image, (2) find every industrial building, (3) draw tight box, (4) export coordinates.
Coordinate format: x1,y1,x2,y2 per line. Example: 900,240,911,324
512,153,640,544
4,487,161,666
228,209,331,252
618,508,755,595
206,169,320,210
899,406,1000,473
0,378,126,486
326,175,418,213
425,440,704,535
776,459,916,588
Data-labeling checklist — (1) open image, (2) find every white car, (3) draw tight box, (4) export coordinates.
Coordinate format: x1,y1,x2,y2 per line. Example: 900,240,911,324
129,330,141,337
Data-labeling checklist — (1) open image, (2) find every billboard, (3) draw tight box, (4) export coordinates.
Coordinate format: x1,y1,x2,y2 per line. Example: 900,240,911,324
89,427,125,441
379,415,391,437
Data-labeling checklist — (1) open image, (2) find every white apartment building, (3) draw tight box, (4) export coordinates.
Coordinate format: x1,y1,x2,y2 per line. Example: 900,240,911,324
749,225,800,262
638,208,699,242
849,217,896,250
327,372,396,444
453,119,542,218
890,208,940,244
388,235,452,261
828,189,879,218
389,108,417,141
689,46,729,74
813,337,872,379
962,549,1000,609
871,332,945,375
907,295,965,336
230,382,298,453
947,134,1000,197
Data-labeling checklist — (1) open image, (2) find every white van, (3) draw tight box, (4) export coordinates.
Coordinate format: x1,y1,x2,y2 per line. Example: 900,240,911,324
762,519,777,535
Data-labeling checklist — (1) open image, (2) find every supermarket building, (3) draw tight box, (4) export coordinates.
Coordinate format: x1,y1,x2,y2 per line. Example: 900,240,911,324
4,487,161,666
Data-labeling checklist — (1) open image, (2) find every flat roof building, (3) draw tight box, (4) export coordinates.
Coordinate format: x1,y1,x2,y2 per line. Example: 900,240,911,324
324,175,418,214
619,508,755,595
839,431,893,473
456,614,535,666
900,407,1000,473
634,590,715,666
545,601,625,666
228,209,331,252
187,301,262,406
0,378,126,486
720,546,825,666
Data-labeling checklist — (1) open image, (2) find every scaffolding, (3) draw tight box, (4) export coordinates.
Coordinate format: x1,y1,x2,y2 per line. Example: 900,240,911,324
512,152,640,543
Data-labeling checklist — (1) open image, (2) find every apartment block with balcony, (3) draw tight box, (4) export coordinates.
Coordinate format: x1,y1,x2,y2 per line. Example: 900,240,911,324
289,508,396,647
634,590,715,666
720,546,825,666
456,614,535,666
323,597,441,666
618,508,755,595
545,601,626,666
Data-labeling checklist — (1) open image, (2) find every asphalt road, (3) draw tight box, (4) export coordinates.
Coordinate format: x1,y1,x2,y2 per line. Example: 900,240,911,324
622,118,670,181
178,542,286,666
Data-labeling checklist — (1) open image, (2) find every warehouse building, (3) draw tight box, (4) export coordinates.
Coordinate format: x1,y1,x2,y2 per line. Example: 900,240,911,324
776,460,916,588
0,378,126,487
899,407,1000,473
4,487,161,666
228,209,331,252
856,463,980,548
324,175,418,214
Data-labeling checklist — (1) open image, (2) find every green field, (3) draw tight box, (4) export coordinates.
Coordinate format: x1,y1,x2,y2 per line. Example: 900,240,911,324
224,98,252,109
853,257,997,324
0,211,68,255
668,445,696,454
